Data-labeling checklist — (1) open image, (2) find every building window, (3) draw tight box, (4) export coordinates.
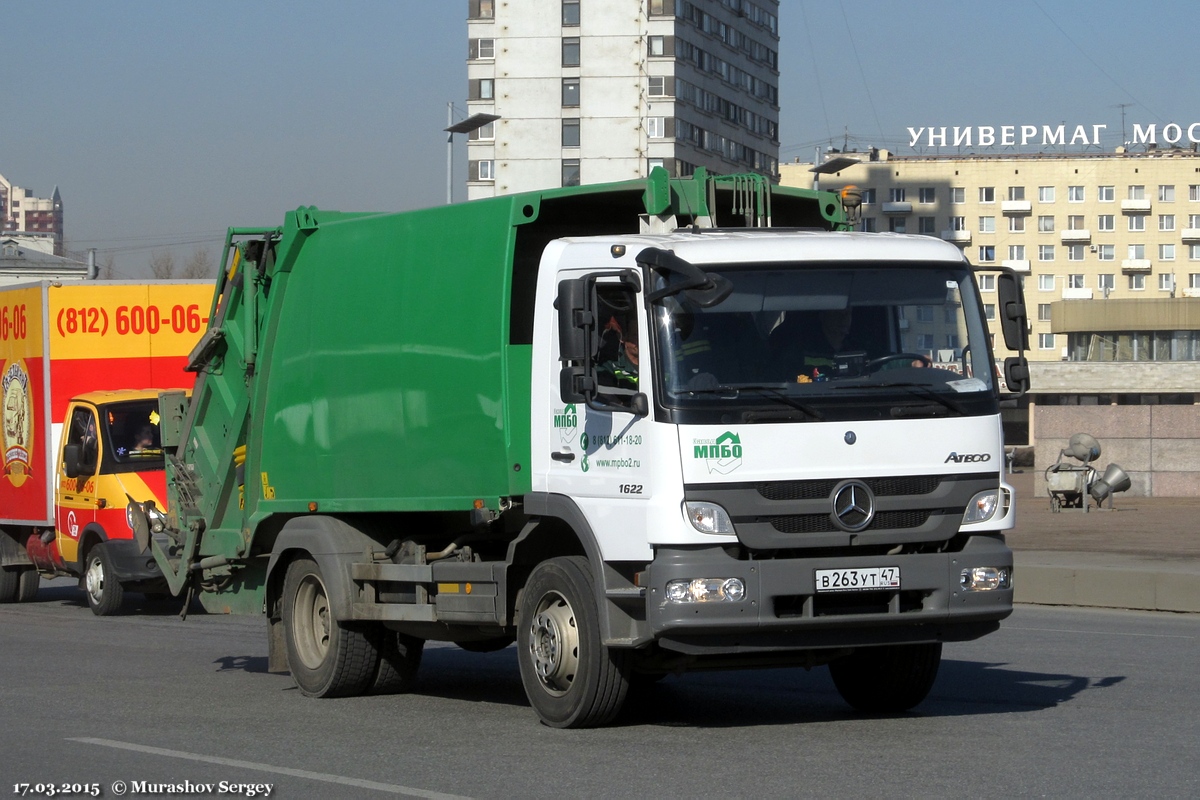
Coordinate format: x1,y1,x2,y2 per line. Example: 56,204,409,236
648,76,672,97
1098,185,1114,202
919,187,935,204
978,274,996,292
468,0,495,19
978,245,995,262
984,303,996,321
951,187,965,204
1128,214,1146,232
861,218,877,232
889,217,907,233
562,78,580,106
563,37,580,66
1009,216,1025,233
1039,186,1055,203
979,187,995,203
648,0,671,14
1191,185,1200,202
1128,184,1145,200
1039,245,1055,261
648,35,669,57
1191,244,1200,261
918,217,936,235
950,216,966,231
1069,185,1085,202
1098,274,1115,292
562,0,580,26
916,306,934,322
469,78,495,101
1161,243,1176,260
1097,214,1114,231
1067,244,1084,261
562,118,580,148
978,216,995,233
1159,273,1176,292
1160,214,1176,231
1160,185,1176,202
1009,245,1026,261
1038,274,1055,291
646,116,665,138
1038,333,1056,350
1008,186,1025,201
1129,273,1146,290
861,188,876,204
1098,244,1115,261
1038,215,1055,232
1190,273,1200,290
1069,274,1086,289
889,188,906,202
1037,303,1052,321
1191,214,1200,229
469,38,495,60
468,121,495,141
562,158,580,187
1129,244,1146,260
470,160,494,181
1064,215,1083,231
917,334,935,350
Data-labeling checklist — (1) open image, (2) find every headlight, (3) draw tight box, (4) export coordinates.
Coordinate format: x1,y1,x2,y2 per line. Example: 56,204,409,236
960,566,1011,591
684,501,734,534
962,489,999,524
665,577,746,603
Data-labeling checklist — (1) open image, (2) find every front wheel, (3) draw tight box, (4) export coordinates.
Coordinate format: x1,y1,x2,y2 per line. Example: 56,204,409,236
829,642,942,713
281,557,377,698
516,556,630,728
84,543,124,616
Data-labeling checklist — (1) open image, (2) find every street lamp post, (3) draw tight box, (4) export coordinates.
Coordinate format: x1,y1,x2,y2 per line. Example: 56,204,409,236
444,104,501,204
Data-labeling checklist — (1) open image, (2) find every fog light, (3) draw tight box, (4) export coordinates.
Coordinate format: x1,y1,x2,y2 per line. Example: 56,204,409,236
960,566,1011,591
665,577,746,603
684,501,734,534
962,490,999,524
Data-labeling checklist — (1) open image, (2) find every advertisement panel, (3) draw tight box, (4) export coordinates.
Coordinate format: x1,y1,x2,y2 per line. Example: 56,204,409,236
0,284,51,524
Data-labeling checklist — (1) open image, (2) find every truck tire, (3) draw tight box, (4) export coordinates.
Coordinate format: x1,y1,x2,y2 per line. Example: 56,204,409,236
369,627,424,695
828,642,942,714
0,566,18,603
17,567,39,602
516,556,630,728
84,543,125,616
281,557,377,698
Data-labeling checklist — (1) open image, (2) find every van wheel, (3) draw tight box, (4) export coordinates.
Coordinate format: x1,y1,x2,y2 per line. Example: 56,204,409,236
281,557,377,697
84,543,124,616
17,567,39,602
0,566,18,603
516,556,630,728
829,642,942,713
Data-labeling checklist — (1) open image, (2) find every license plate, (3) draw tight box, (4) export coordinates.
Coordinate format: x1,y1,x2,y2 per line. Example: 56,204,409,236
814,566,901,593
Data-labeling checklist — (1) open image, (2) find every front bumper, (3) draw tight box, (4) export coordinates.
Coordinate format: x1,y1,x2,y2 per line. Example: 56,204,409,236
643,534,1012,655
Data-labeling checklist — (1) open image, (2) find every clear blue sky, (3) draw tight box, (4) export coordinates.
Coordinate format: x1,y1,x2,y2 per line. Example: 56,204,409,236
2,0,1195,277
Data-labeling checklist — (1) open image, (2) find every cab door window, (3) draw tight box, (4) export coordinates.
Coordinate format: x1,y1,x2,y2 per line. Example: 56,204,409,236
590,284,641,401
64,407,99,477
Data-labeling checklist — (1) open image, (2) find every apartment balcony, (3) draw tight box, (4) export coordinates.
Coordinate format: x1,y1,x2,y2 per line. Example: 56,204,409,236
1121,259,1152,273
1060,229,1092,243
1061,287,1094,299
881,201,912,214
1182,228,1200,242
1120,198,1152,213
1001,200,1032,214
1001,259,1031,272
940,229,971,243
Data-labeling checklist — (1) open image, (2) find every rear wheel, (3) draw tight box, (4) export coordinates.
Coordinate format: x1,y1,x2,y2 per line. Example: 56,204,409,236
84,543,124,616
516,556,630,728
0,566,18,603
369,627,424,694
17,567,39,602
281,557,377,698
829,642,942,713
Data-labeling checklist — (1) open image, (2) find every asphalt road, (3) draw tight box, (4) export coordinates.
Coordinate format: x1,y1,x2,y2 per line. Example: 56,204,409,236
2,579,1197,798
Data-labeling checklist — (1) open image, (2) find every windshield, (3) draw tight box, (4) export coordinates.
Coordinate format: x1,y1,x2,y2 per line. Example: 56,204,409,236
101,400,165,472
653,262,997,422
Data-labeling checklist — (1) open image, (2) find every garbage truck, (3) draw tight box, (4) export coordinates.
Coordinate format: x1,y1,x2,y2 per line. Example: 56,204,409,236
128,169,1030,727
0,280,213,613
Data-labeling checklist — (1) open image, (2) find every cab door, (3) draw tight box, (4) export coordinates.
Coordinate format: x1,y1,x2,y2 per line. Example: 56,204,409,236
55,403,100,565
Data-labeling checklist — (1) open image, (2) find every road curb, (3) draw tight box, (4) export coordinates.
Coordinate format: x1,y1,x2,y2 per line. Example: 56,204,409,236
1014,552,1200,613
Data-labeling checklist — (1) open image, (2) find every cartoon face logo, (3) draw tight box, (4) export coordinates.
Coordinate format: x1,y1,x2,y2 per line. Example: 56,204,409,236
1,359,32,487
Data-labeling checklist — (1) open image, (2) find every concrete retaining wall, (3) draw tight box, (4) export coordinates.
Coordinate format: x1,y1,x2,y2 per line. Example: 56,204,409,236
1033,404,1200,497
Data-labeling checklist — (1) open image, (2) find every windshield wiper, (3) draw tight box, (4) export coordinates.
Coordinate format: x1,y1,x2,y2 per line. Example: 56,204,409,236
682,384,824,420
833,380,968,416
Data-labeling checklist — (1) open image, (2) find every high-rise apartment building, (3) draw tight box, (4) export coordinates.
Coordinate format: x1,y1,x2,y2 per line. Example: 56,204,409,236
465,0,780,200
0,173,64,256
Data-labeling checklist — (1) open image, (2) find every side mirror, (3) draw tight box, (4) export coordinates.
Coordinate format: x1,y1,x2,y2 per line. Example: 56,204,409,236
62,444,84,478
1004,356,1030,396
556,279,590,403
997,272,1029,352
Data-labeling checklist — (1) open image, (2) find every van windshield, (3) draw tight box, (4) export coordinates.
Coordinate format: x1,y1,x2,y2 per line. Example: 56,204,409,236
101,400,165,472
652,261,998,423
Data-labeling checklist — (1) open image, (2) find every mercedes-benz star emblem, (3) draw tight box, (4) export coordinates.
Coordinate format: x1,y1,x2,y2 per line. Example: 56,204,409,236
831,480,875,532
